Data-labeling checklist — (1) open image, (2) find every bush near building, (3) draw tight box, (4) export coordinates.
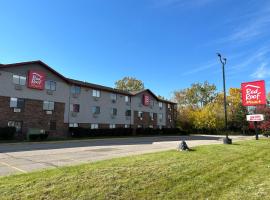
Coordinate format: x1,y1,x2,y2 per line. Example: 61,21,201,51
0,127,16,140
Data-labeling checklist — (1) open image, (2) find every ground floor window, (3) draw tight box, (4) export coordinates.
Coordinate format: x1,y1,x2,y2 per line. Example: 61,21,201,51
91,124,99,129
124,124,130,128
69,123,78,128
8,121,23,132
109,124,116,129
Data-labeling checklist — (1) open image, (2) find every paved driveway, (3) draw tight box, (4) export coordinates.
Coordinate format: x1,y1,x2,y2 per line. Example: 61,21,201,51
0,135,253,176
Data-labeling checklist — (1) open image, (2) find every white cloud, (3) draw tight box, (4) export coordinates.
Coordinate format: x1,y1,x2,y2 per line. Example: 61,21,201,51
251,63,270,79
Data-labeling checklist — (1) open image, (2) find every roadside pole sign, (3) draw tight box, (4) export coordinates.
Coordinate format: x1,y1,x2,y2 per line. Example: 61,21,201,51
246,114,264,122
241,80,266,106
241,80,266,140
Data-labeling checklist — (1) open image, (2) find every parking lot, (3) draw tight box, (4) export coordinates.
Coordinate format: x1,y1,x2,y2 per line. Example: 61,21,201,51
0,135,252,176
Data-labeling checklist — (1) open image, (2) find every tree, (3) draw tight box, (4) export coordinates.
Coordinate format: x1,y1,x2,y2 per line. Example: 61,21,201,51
173,81,217,108
115,77,144,92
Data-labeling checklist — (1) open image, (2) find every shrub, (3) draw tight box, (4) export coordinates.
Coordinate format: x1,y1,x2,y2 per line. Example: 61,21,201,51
29,133,49,141
0,127,16,140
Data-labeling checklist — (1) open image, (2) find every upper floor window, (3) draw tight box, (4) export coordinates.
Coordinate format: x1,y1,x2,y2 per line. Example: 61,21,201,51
43,101,55,111
168,104,171,109
149,112,154,120
70,104,80,112
92,89,100,97
111,108,117,116
125,96,130,102
125,110,131,116
10,98,24,108
45,80,56,91
92,106,100,114
111,93,117,102
13,75,26,85
138,111,143,118
168,114,172,120
158,102,163,109
158,113,163,120
71,86,81,94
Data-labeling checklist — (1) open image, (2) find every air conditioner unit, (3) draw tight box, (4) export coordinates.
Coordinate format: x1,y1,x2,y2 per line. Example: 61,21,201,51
140,117,143,120
112,99,116,103
71,112,77,117
46,90,53,95
14,108,21,113
14,84,22,90
94,97,99,101
46,110,52,115
72,93,79,98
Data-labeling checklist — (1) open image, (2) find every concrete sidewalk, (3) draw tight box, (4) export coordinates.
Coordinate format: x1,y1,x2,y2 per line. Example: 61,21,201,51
0,135,253,176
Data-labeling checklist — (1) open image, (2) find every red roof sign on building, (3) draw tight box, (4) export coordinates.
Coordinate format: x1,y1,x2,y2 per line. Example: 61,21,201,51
28,70,46,90
241,80,266,106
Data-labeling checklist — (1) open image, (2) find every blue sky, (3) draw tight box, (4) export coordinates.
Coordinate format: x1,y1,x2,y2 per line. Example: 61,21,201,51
1,0,270,99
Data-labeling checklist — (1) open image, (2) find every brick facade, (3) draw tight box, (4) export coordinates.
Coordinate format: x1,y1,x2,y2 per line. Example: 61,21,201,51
166,103,177,128
133,111,158,128
0,96,67,139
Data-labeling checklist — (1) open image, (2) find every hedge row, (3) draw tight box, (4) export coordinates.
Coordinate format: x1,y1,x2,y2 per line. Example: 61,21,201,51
0,127,16,140
69,127,184,138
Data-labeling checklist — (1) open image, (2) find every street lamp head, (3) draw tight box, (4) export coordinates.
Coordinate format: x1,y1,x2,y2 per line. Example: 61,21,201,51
217,53,221,58
223,58,227,64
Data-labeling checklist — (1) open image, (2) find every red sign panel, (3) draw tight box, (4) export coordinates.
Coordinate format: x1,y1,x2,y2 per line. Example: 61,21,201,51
241,80,266,106
27,71,46,90
143,94,150,106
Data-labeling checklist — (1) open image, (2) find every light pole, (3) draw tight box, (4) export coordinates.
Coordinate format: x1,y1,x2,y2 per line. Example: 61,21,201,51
217,53,232,144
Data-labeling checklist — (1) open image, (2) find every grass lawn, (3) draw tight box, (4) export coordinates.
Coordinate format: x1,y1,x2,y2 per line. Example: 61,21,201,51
1,140,270,200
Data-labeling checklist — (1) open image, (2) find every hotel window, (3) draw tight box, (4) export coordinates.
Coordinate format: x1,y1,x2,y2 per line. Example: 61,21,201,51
138,111,143,118
12,75,26,85
92,106,100,114
137,125,142,128
69,123,78,127
8,121,22,132
125,110,131,116
158,102,163,109
111,108,117,116
149,112,154,120
45,80,56,91
71,86,81,94
111,93,117,102
158,113,163,121
91,124,99,129
168,104,171,109
10,98,24,108
168,114,172,120
125,96,130,102
43,101,55,111
92,89,100,97
70,104,80,112
109,124,116,129
124,124,130,128
149,125,153,128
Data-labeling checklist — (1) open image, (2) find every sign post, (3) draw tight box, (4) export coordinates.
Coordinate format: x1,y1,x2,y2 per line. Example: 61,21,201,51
241,80,266,140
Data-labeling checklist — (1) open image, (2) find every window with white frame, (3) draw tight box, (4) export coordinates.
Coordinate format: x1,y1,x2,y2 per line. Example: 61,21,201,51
137,125,142,128
70,104,80,112
158,113,163,121
111,93,117,102
124,124,130,128
91,124,99,129
109,124,116,129
71,86,81,94
92,89,100,97
158,102,163,109
10,98,24,108
43,101,55,111
138,111,143,118
149,125,153,128
125,96,130,102
92,106,100,114
149,112,154,120
111,108,117,116
168,104,171,109
69,123,78,127
45,80,56,91
8,121,22,132
12,75,26,85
